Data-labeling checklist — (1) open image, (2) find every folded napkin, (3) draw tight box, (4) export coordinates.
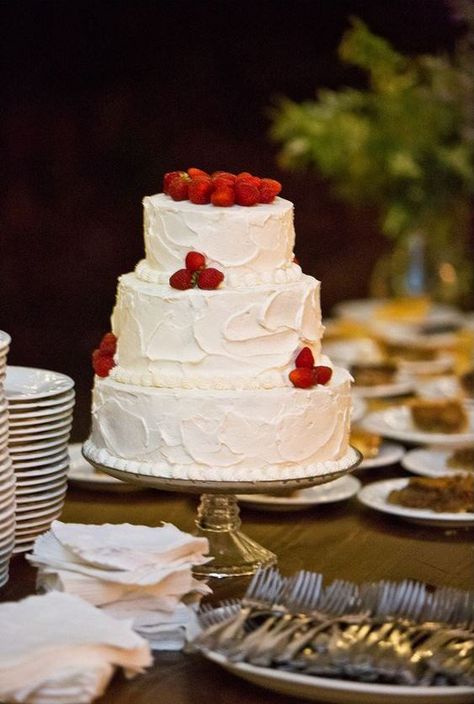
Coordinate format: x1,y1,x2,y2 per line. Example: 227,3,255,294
28,520,212,650
0,591,152,704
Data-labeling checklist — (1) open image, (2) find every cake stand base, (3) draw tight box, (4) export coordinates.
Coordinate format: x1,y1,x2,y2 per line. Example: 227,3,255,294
193,493,276,578
82,444,361,579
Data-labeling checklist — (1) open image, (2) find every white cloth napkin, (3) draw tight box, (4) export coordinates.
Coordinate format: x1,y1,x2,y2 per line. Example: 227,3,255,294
0,591,152,704
28,521,211,650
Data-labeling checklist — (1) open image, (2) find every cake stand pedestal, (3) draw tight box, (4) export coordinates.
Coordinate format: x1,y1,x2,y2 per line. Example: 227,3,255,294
82,446,361,579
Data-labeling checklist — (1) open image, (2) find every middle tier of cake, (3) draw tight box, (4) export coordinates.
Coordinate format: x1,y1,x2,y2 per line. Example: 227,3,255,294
110,272,323,389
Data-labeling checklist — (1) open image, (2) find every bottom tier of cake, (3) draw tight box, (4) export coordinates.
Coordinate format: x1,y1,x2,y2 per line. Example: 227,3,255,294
87,369,353,481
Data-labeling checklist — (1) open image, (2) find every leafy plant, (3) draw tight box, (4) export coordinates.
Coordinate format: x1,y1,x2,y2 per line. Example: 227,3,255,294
270,16,474,243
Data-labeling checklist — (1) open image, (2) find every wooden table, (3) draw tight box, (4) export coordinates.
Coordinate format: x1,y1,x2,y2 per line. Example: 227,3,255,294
2,455,474,704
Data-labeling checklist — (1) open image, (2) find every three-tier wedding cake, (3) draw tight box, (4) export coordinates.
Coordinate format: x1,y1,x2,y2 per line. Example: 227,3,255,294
84,169,354,481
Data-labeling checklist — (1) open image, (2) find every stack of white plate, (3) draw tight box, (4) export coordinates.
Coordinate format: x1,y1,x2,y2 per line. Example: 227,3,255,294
0,332,15,587
5,366,75,554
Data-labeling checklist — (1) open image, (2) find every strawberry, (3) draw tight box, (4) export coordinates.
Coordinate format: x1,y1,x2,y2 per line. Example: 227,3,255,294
92,350,115,378
197,267,224,289
188,177,213,204
163,170,186,194
99,332,117,356
289,367,316,389
236,172,261,188
169,268,195,290
313,366,333,385
295,346,314,369
187,167,209,179
258,178,282,203
168,173,191,201
211,187,235,207
235,181,259,206
185,251,206,272
212,171,236,189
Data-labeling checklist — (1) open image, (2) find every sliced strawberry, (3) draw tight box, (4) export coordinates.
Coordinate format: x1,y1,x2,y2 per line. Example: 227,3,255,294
185,251,206,272
259,178,282,203
211,187,235,207
289,367,316,389
313,366,333,385
168,173,191,201
169,268,195,289
197,267,224,289
92,350,115,378
163,170,186,194
187,167,209,179
99,332,117,356
188,177,213,204
295,347,314,369
235,181,259,206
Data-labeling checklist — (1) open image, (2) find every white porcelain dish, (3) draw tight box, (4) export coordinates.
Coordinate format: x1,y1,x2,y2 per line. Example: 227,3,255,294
236,475,361,511
4,366,74,400
401,448,474,478
357,478,474,527
358,442,405,469
362,405,474,447
203,649,474,704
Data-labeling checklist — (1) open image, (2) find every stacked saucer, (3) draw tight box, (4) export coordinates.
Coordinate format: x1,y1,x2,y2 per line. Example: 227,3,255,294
0,332,15,587
5,366,74,554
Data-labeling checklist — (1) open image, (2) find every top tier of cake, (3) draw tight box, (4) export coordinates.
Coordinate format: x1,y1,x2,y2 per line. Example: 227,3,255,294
135,194,301,287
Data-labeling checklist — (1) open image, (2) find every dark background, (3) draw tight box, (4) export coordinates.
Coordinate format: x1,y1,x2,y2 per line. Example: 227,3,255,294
0,0,468,440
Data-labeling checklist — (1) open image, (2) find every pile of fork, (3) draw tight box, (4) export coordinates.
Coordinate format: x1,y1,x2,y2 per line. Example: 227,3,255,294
193,568,474,686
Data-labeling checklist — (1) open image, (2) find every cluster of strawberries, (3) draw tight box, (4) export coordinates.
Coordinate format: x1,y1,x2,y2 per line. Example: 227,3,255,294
92,332,117,378
289,347,333,389
169,252,224,290
164,168,282,207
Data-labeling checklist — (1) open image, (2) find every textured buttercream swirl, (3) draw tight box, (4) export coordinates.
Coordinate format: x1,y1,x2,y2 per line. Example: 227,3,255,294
89,370,352,478
111,273,324,386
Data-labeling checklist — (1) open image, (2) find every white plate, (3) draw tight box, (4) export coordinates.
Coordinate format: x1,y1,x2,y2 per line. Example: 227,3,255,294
8,421,73,439
357,478,474,527
352,378,414,399
15,507,63,528
415,376,466,400
236,475,361,511
203,650,474,704
7,390,75,409
358,442,405,469
397,354,455,377
16,494,66,513
402,448,474,478
16,477,67,494
16,481,67,501
322,339,383,367
334,299,462,327
371,320,460,350
15,457,69,479
362,405,474,447
8,440,69,460
5,366,74,400
67,443,144,492
11,449,69,470
8,433,71,454
8,399,75,420
0,332,11,351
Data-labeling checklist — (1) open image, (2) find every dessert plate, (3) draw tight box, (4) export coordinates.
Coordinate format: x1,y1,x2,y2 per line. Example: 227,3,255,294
333,299,462,327
6,390,75,409
67,443,144,492
358,442,405,470
414,376,467,400
236,475,361,511
401,448,474,478
352,378,414,399
4,366,74,400
396,354,455,377
203,649,474,704
357,478,474,528
362,405,474,447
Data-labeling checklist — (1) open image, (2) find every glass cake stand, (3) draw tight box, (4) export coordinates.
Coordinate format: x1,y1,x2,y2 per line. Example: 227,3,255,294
82,445,362,579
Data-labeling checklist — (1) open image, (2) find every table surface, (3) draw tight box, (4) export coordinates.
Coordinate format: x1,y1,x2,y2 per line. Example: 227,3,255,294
3,454,474,704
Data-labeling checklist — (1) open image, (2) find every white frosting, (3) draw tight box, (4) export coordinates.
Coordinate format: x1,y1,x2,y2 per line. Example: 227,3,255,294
89,369,353,480
142,194,295,279
110,273,323,388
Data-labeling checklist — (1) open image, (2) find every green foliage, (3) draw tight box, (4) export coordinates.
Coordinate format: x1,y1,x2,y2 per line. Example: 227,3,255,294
271,18,474,240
